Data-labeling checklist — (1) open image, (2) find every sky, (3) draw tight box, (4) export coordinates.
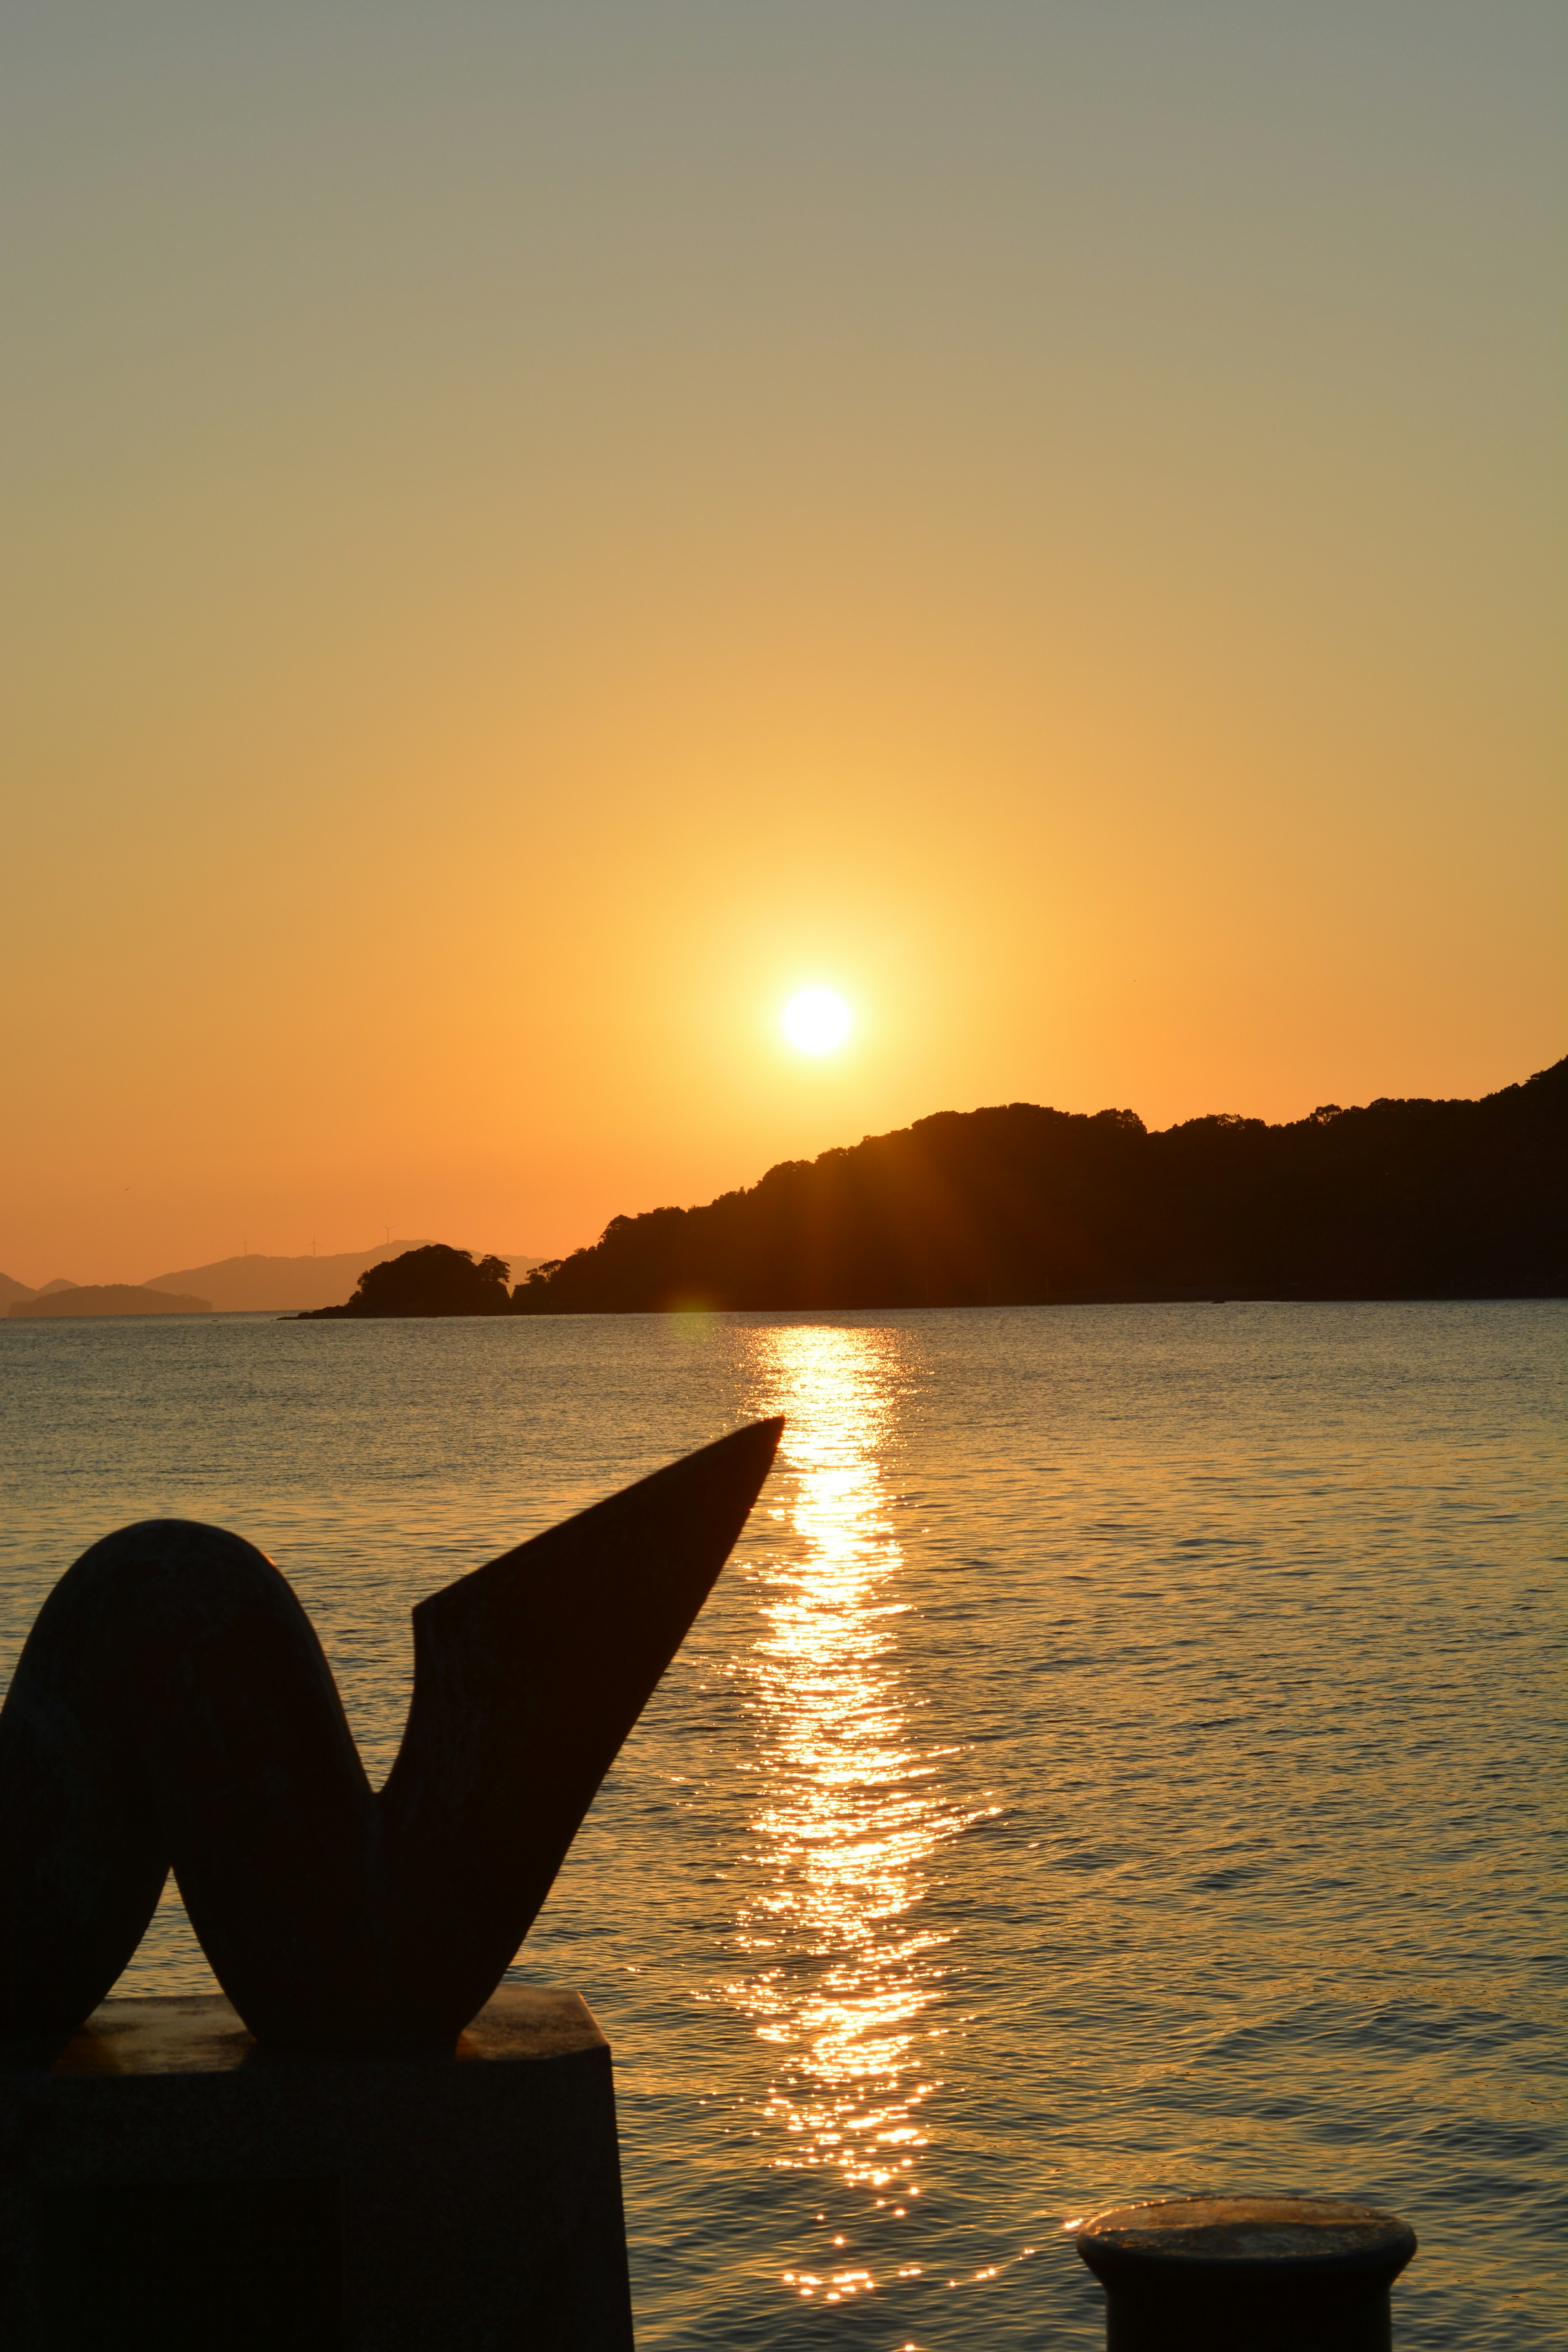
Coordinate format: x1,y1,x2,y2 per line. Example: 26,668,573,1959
2,1,1562,1281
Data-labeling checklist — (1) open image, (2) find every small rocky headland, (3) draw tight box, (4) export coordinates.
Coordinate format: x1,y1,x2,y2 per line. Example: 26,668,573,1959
296,1245,513,1317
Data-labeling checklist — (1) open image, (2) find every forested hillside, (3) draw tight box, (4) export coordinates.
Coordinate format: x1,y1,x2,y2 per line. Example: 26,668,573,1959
514,1060,1566,1312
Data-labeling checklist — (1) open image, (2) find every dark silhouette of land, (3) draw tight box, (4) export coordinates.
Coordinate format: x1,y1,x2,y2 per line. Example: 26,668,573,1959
300,1245,512,1319
147,1241,438,1314
0,1277,79,1307
513,1058,1566,1313
0,1245,549,1317
147,1241,544,1313
8,1285,212,1319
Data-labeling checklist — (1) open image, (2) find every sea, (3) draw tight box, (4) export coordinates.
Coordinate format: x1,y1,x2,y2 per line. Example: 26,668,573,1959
0,1302,1562,2348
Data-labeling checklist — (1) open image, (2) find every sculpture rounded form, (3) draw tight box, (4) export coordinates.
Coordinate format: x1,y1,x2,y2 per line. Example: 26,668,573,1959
0,1418,783,2059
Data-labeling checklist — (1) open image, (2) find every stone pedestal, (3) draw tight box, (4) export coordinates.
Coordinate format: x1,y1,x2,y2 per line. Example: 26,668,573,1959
1074,2195,1417,2351
0,1985,635,2351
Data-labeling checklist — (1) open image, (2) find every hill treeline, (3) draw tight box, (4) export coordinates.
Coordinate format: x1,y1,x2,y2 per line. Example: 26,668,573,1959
515,1059,1566,1313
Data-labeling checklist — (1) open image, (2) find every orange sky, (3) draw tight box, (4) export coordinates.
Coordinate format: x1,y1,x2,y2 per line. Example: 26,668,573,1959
2,4,1562,1284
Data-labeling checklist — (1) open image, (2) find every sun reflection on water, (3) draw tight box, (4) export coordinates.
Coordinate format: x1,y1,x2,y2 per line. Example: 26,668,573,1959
730,1326,973,2264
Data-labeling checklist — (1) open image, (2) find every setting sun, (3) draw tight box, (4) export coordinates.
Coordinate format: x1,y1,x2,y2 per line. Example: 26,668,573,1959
782,989,853,1056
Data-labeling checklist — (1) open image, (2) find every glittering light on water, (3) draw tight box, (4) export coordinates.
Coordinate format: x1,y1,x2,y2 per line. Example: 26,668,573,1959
729,1325,981,2268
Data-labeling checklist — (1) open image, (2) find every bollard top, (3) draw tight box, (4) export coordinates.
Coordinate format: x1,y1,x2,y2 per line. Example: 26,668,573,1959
1075,2196,1417,2280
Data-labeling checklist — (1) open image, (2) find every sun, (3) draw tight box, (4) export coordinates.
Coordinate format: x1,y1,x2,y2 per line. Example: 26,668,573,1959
781,988,853,1055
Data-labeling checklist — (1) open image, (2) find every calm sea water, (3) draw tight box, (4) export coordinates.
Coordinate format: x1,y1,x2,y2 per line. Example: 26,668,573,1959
0,1303,1562,2348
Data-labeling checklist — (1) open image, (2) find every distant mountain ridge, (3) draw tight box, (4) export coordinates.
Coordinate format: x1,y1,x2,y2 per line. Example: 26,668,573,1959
145,1241,544,1312
142,1241,441,1314
514,1058,1568,1313
1,1242,545,1315
0,1276,78,1305
9,1285,211,1319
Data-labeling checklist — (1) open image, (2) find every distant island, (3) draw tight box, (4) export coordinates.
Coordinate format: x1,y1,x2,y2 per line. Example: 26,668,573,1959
142,1240,441,1314
512,1057,1566,1313
0,1242,546,1316
297,1245,513,1318
8,1284,212,1319
0,1275,88,1309
144,1239,545,1312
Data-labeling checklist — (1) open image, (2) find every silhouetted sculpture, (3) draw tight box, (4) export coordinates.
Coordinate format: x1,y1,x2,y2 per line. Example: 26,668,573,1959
0,1419,782,2062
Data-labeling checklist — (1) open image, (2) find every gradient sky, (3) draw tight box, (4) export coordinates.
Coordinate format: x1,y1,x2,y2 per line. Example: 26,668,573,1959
3,2,1562,1282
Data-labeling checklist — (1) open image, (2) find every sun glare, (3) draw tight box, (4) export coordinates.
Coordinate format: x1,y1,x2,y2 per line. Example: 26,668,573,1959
782,989,852,1055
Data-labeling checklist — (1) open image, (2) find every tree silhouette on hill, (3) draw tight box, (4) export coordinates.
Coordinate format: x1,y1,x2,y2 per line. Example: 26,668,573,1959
301,1245,511,1319
513,1058,1566,1314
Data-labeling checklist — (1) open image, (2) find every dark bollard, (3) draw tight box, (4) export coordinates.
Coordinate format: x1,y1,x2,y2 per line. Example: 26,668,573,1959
1074,2195,1417,2351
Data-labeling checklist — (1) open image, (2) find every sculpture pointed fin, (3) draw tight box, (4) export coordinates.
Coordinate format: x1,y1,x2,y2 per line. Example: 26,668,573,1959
378,1417,782,2037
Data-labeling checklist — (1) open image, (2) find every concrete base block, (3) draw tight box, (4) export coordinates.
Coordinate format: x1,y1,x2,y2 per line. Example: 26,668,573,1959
0,1986,635,2351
